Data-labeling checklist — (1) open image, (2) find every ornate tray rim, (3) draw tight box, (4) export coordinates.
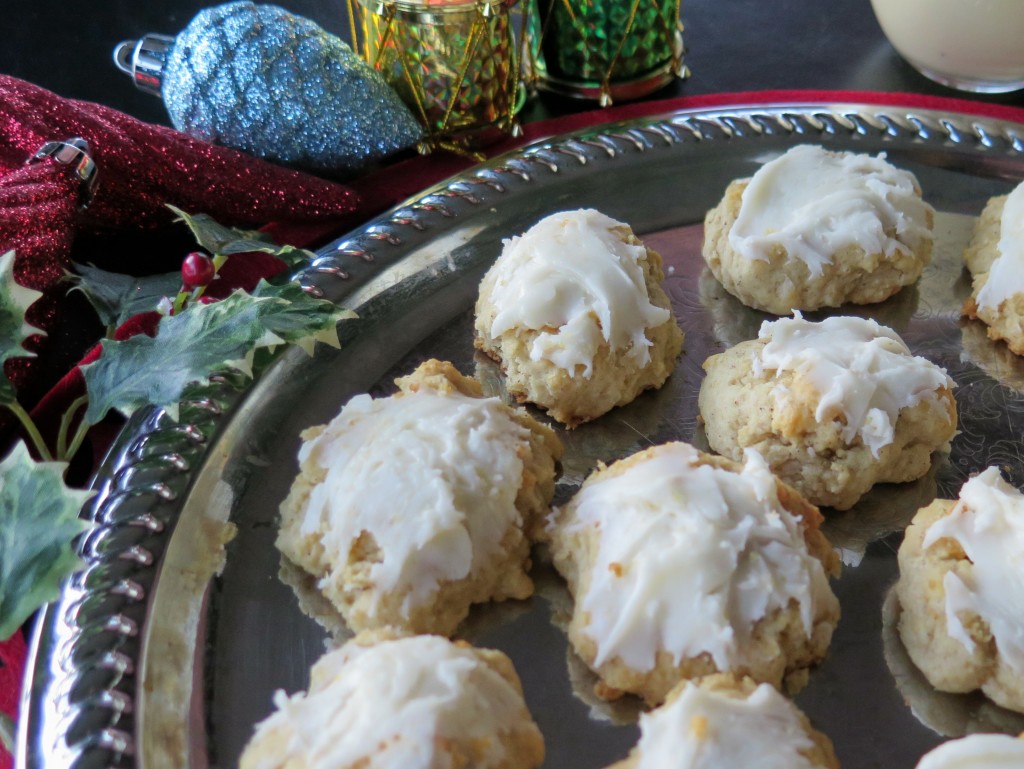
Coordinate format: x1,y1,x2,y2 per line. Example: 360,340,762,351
17,100,1024,769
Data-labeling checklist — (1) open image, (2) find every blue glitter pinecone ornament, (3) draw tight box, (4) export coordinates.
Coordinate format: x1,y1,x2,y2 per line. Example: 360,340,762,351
114,1,423,174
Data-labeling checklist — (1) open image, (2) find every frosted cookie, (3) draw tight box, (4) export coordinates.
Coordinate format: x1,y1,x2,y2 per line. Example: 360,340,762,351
547,441,840,705
474,208,683,428
604,674,839,769
897,468,1024,714
699,314,957,511
881,588,1024,742
960,319,1024,396
276,359,562,637
702,144,934,314
963,184,1024,355
915,733,1024,769
240,630,544,769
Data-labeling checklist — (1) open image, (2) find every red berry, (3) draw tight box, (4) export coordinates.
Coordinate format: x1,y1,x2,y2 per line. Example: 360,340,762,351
181,251,215,289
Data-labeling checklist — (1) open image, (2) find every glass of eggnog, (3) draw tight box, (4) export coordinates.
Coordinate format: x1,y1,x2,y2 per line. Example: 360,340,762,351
870,0,1024,93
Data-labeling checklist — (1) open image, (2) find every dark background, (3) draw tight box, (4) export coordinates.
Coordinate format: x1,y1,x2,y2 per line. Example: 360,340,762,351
3,0,1024,129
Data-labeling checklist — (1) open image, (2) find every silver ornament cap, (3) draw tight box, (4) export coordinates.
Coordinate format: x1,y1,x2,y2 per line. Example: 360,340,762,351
28,137,99,207
112,33,175,96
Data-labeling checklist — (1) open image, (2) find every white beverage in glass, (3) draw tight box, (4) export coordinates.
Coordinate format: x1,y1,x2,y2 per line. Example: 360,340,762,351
870,0,1024,93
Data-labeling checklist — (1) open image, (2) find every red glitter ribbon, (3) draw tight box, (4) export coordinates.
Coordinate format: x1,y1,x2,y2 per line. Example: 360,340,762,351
0,75,363,427
0,74,362,323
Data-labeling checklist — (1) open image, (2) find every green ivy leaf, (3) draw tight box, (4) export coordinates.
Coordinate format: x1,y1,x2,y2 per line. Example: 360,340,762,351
0,440,93,640
168,205,316,269
81,281,354,423
70,264,181,328
0,250,44,406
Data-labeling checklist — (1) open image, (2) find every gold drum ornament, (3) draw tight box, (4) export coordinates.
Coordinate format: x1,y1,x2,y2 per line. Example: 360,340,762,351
350,0,525,151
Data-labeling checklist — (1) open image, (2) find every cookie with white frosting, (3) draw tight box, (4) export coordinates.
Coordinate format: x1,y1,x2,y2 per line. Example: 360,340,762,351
915,733,1024,769
963,184,1024,355
240,630,545,769
474,208,683,428
547,441,840,706
604,674,839,769
276,359,562,637
897,468,1024,714
702,144,934,314
699,314,957,510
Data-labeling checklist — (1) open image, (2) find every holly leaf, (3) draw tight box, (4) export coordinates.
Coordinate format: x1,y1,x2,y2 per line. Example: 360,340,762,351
0,378,14,407
168,205,316,269
0,440,93,640
249,280,351,355
70,264,181,328
0,250,44,406
81,281,354,424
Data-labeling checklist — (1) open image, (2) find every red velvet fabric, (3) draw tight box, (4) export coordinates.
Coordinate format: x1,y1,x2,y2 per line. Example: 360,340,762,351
6,85,1024,769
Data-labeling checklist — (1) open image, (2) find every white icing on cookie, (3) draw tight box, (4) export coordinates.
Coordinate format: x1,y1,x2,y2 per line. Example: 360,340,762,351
977,181,1024,310
485,209,670,377
556,443,835,671
923,467,1024,673
728,144,932,276
245,635,530,769
753,314,953,457
298,387,529,618
915,733,1024,769
633,681,818,769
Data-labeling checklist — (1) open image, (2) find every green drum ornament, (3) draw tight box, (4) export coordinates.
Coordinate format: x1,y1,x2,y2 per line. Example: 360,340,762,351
528,0,688,105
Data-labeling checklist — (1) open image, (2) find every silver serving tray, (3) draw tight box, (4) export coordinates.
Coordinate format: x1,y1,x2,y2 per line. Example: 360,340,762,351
19,102,1024,769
